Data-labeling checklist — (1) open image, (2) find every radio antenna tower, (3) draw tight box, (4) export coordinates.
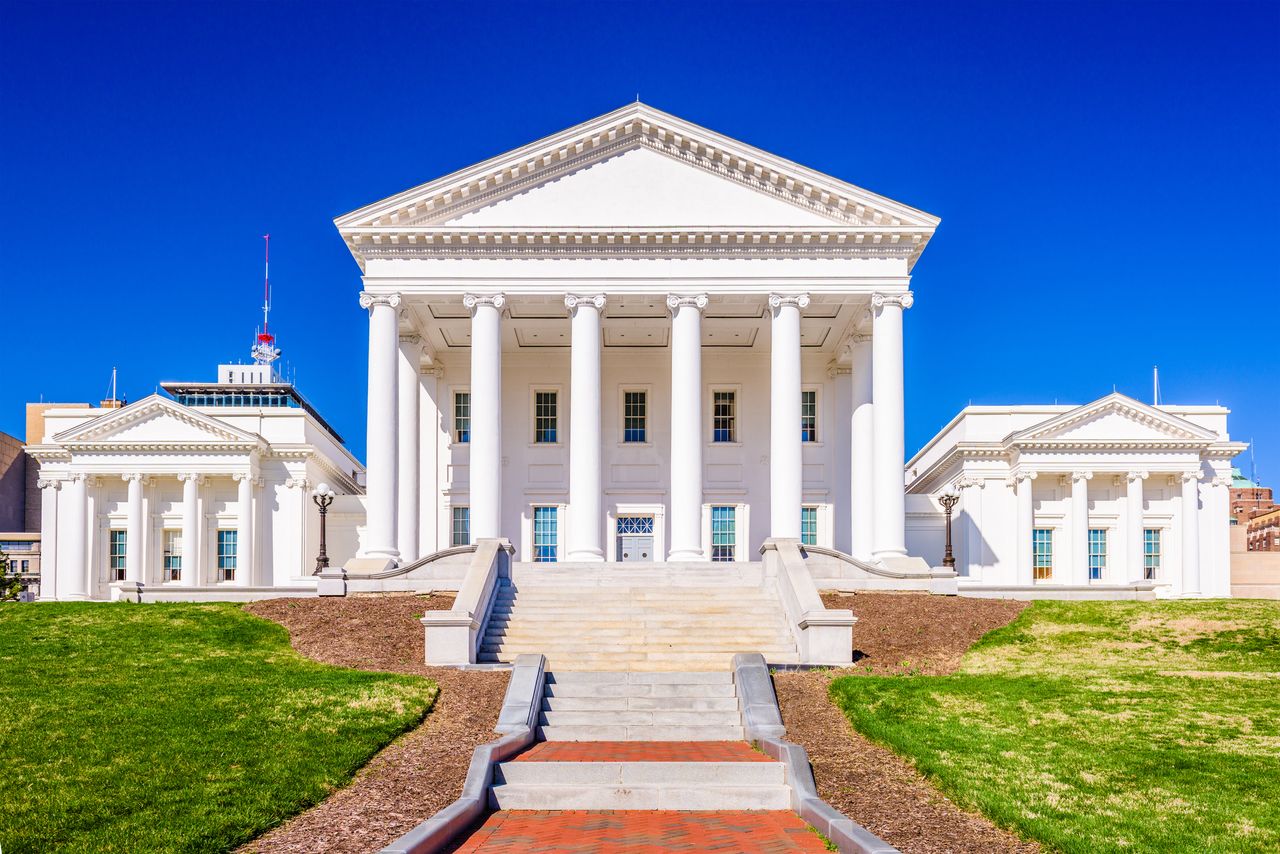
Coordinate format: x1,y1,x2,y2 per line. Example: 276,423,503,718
250,234,281,366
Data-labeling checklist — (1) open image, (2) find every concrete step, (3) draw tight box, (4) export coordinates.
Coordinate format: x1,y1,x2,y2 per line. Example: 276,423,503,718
493,760,782,786
539,709,742,726
543,680,737,698
482,642,795,655
541,695,741,712
488,781,790,810
537,724,747,742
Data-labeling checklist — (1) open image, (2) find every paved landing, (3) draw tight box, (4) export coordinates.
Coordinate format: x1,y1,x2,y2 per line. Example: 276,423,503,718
515,741,773,763
450,810,830,852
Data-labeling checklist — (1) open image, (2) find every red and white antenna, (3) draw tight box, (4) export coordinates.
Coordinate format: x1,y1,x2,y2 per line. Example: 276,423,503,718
251,233,281,365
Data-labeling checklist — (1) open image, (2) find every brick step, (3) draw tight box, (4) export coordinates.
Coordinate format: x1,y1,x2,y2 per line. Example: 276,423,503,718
540,695,741,712
536,724,747,742
488,781,789,810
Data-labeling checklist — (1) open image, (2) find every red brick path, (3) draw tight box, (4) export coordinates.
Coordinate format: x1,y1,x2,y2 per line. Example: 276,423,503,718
514,741,774,763
450,810,830,852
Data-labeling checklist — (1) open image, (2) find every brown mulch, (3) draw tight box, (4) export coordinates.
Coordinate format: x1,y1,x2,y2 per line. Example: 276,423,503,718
239,594,510,854
776,592,1038,854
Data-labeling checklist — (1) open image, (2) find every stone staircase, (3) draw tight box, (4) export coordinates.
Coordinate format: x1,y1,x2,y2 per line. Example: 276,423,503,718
537,670,744,741
478,562,799,671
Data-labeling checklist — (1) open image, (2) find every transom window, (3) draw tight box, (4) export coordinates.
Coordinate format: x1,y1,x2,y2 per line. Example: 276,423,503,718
216,530,238,582
1032,528,1053,581
108,530,127,582
800,506,818,546
713,391,736,443
801,390,817,442
711,506,736,562
451,506,471,547
533,506,558,562
623,391,647,443
454,392,471,443
1144,529,1162,580
1088,529,1107,582
534,391,558,443
163,529,182,582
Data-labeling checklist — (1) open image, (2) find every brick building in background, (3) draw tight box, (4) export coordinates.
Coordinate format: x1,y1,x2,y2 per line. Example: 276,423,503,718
1231,468,1275,527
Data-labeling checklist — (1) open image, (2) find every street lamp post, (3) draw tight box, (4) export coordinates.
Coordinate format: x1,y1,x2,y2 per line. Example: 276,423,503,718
939,483,960,570
312,483,336,575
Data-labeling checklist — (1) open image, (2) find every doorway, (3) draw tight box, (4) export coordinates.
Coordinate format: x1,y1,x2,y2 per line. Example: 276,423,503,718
615,516,655,562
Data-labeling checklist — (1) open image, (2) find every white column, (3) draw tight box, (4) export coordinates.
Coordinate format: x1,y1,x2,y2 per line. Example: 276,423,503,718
566,294,606,561
1070,471,1092,585
958,477,984,577
667,294,708,561
62,475,88,600
848,335,874,560
870,291,912,559
1126,471,1147,581
465,293,505,540
38,479,59,600
769,293,809,539
235,472,255,587
1180,471,1202,596
421,367,443,553
123,473,146,584
359,291,401,561
397,334,422,563
180,474,202,586
1012,471,1037,585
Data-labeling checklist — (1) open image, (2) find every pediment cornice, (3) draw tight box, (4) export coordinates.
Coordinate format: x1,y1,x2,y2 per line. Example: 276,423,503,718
1004,393,1218,447
51,394,267,450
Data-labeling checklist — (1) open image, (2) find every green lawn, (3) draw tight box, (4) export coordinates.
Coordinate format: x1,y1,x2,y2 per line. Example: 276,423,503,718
0,603,437,853
830,599,1280,853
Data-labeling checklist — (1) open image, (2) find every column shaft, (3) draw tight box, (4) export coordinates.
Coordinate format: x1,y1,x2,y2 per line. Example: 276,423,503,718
361,292,401,561
1181,473,1202,595
849,337,874,559
1015,474,1035,585
397,336,421,563
668,295,707,561
1071,472,1091,584
467,294,504,540
62,476,88,599
566,295,605,561
769,294,807,539
181,475,201,586
125,474,144,584
237,474,254,586
1126,473,1146,581
871,292,911,558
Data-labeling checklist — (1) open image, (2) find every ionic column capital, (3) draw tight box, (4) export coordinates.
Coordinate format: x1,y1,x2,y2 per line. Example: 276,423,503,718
666,293,708,313
232,471,256,484
463,293,506,315
1008,470,1038,486
37,478,61,491
1126,470,1149,483
284,476,311,490
1180,471,1203,484
177,473,205,485
359,291,402,311
1210,474,1233,488
565,294,607,315
871,290,915,311
956,476,985,490
1071,470,1094,483
398,332,422,347
122,472,152,486
767,293,810,314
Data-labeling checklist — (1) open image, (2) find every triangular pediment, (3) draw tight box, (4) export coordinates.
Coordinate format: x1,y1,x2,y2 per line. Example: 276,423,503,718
54,395,262,447
335,102,940,232
1007,393,1217,445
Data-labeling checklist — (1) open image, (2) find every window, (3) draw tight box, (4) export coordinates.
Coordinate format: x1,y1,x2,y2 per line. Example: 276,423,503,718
1032,528,1053,581
454,392,471,443
1144,529,1162,580
534,391,558,443
109,530,127,581
711,506,736,561
163,530,182,582
216,530,238,582
713,391,736,443
801,390,817,443
533,506,558,562
451,507,470,547
623,391,647,443
801,507,818,546
1088,529,1107,582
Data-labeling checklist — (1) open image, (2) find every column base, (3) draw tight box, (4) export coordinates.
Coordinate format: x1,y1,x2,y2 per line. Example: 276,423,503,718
668,549,707,562
110,581,145,603
565,549,605,562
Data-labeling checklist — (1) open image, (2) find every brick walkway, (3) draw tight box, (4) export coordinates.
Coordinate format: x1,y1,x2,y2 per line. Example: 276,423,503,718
450,810,830,852
514,741,774,763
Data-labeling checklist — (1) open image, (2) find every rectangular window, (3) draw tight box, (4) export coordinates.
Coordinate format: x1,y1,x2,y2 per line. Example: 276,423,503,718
711,506,736,562
163,529,182,582
533,506,558,563
1144,528,1162,580
800,506,818,546
1032,528,1053,581
801,390,817,443
623,390,648,443
454,392,471,443
109,530,127,582
713,391,736,443
534,391,558,443
451,507,470,547
216,530,238,582
1088,528,1107,581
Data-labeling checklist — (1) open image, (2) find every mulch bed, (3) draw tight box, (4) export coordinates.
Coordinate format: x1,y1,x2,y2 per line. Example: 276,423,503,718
239,594,510,854
775,592,1038,854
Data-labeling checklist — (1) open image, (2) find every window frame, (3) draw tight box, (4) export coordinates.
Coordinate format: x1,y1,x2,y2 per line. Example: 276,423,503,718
710,505,737,562
162,529,182,582
532,506,558,563
1088,528,1107,582
800,505,819,546
530,387,561,445
801,386,821,444
1032,527,1054,581
1143,528,1162,580
620,387,650,445
216,529,238,582
710,387,740,445
452,388,471,445
108,529,127,582
451,506,471,547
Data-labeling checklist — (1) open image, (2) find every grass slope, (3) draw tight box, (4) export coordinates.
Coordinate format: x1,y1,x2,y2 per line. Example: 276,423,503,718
0,602,438,853
830,600,1280,853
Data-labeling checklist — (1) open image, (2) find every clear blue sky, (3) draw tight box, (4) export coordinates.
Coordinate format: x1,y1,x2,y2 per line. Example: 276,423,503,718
2,1,1277,479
